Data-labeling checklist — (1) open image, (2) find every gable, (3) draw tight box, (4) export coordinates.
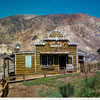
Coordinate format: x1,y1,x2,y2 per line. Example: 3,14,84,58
49,31,63,38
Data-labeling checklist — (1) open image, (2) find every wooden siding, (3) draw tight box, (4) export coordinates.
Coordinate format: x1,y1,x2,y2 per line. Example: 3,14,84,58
36,41,77,73
16,53,35,75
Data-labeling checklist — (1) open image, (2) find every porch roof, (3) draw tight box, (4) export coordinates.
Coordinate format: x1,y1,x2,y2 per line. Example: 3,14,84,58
40,52,69,54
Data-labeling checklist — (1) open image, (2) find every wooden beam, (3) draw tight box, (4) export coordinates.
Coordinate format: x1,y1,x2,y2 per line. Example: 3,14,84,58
3,60,6,78
8,60,9,74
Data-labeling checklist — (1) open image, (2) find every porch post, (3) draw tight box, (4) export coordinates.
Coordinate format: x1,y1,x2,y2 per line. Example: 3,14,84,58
3,59,6,78
14,54,16,75
8,60,9,74
76,47,79,72
35,47,36,74
72,55,73,70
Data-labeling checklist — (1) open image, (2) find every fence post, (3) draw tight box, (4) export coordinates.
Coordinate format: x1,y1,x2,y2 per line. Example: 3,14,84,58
63,67,66,74
44,70,47,78
1,78,7,97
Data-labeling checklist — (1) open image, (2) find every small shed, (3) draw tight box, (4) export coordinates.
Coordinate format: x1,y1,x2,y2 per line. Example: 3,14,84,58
13,52,35,75
0,53,15,77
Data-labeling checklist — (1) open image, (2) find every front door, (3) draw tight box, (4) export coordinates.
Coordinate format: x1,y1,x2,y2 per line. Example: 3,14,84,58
59,56,66,70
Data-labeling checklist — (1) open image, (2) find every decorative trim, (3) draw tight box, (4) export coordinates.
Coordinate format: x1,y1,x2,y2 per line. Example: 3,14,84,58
68,42,78,45
48,30,64,38
34,42,45,46
44,38,68,41
40,52,69,54
35,47,36,74
13,52,34,54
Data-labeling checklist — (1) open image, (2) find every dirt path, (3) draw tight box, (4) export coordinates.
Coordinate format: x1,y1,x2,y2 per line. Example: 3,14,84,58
8,83,40,97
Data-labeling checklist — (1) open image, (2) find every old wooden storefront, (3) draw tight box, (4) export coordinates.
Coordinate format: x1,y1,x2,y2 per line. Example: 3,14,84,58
3,31,83,76
35,31,79,73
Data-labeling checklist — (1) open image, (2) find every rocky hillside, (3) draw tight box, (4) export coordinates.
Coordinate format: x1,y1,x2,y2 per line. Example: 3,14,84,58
0,13,100,60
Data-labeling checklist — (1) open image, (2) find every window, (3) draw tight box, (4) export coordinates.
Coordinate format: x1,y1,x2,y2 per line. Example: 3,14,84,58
25,55,32,68
48,56,54,65
41,56,47,66
41,55,54,66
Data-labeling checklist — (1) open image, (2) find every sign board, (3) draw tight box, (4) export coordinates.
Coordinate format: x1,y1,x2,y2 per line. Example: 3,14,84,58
50,42,63,48
25,55,32,68
51,44,62,47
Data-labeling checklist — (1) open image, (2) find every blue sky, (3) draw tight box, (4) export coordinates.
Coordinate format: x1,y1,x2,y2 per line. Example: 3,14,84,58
0,0,100,18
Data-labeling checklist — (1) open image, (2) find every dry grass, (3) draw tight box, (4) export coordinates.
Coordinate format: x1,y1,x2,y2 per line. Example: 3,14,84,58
7,73,96,97
8,83,40,97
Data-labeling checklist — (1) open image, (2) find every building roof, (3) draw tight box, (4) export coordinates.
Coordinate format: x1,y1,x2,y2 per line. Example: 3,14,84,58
13,51,34,54
97,48,100,54
0,53,9,59
77,51,85,56
40,52,69,54
68,42,78,45
35,31,78,46
34,42,45,46
43,37,68,41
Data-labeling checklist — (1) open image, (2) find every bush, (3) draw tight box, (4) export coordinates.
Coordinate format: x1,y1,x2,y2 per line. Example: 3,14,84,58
38,87,62,97
78,72,100,97
59,82,74,97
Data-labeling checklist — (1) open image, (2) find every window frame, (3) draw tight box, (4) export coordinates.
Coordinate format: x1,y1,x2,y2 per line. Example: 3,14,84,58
25,55,32,68
41,55,54,67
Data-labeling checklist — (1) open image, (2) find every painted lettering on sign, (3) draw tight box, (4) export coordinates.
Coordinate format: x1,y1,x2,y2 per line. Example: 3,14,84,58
25,55,32,68
50,42,64,48
51,44,62,47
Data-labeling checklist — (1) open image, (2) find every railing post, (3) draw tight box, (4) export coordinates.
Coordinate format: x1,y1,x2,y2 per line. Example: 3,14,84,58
63,67,66,74
23,73,25,81
44,70,47,78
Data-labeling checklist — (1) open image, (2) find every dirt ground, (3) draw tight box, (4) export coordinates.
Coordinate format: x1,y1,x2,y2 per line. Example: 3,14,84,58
8,82,41,97
7,73,95,97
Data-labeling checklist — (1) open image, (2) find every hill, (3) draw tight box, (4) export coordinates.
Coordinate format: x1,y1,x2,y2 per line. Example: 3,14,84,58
0,13,100,60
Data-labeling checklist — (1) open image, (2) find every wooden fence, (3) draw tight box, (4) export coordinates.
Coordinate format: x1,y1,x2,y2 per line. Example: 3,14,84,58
0,78,9,97
80,61,100,73
0,62,99,97
8,62,100,82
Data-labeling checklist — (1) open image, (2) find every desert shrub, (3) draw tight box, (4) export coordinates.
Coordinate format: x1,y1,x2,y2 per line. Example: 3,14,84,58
78,72,100,97
59,82,74,97
38,87,62,97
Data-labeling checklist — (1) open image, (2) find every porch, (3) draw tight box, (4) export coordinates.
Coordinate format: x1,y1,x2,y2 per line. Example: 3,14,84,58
40,52,74,72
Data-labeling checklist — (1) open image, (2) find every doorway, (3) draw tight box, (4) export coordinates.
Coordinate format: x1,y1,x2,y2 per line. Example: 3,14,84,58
59,56,66,70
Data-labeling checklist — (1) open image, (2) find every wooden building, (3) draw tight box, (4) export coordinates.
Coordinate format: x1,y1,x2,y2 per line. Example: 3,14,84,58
35,31,78,73
2,31,85,76
97,48,100,63
78,52,85,73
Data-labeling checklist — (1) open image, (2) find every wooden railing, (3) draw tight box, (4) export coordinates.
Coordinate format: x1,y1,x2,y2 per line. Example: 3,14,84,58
8,68,76,82
80,62,100,73
0,78,9,97
7,62,100,82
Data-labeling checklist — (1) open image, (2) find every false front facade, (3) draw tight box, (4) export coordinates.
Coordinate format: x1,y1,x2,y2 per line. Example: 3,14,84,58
34,31,79,73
